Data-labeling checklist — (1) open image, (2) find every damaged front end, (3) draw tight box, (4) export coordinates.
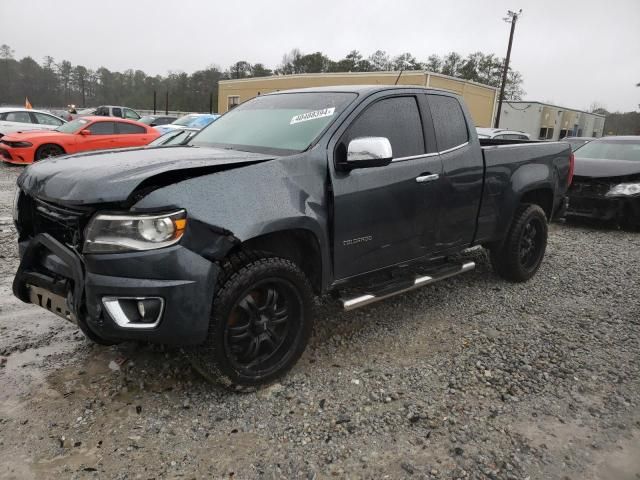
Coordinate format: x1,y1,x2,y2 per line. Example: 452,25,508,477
11,146,275,345
567,174,640,227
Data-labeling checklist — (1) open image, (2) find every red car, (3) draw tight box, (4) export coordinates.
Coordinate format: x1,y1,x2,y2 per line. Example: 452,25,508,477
0,116,160,164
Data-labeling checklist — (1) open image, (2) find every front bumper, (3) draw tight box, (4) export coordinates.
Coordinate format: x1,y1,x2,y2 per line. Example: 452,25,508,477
566,193,640,224
0,145,32,164
13,233,219,345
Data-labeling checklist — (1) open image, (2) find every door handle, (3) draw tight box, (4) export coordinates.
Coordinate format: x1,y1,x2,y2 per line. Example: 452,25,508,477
416,173,440,183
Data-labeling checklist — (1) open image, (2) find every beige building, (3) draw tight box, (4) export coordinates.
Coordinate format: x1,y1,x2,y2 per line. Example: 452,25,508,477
218,71,499,127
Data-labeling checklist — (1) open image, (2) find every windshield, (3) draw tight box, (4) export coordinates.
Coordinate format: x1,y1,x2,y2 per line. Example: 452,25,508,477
172,115,200,127
55,118,90,133
575,139,640,161
191,92,357,154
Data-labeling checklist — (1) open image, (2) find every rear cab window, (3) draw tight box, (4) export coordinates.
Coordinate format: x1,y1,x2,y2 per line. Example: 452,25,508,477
427,95,469,152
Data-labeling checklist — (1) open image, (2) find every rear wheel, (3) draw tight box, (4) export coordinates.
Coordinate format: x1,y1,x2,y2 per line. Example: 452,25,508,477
490,204,548,282
35,144,64,161
187,252,314,389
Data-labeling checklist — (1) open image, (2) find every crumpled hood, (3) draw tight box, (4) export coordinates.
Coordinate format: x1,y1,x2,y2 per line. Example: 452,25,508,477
18,145,275,206
574,157,640,178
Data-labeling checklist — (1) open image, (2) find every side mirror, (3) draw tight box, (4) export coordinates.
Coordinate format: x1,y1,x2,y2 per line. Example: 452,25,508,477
344,137,393,169
79,129,91,136
150,122,157,127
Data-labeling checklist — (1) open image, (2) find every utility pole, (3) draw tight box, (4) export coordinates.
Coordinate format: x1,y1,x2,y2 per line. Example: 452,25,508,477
494,9,522,128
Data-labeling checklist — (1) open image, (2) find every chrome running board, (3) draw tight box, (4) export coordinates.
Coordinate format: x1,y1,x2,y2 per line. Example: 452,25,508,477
340,261,475,311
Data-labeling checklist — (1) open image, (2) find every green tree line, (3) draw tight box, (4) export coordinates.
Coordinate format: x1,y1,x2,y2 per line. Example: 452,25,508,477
0,44,526,112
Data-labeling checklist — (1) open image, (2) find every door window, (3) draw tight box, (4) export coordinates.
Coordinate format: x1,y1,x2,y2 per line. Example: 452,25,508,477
117,122,146,134
112,107,123,118
88,121,117,134
428,95,469,151
33,112,64,126
4,111,32,123
345,96,425,158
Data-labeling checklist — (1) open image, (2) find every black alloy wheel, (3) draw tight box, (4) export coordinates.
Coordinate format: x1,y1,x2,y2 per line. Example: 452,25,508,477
519,217,545,269
224,279,300,375
490,203,548,282
35,144,64,161
187,252,314,389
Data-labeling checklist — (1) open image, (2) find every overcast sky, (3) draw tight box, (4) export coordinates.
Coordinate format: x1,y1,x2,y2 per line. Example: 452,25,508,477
2,0,639,112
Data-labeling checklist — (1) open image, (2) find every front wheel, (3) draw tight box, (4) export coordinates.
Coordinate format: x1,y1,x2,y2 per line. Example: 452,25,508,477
34,144,64,161
187,252,314,389
490,204,548,282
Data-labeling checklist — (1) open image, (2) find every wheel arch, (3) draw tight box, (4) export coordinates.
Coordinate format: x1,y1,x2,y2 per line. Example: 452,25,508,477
519,187,554,219
232,228,325,294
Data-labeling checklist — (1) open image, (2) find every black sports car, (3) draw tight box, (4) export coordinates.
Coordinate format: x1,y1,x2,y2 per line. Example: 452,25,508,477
567,136,640,228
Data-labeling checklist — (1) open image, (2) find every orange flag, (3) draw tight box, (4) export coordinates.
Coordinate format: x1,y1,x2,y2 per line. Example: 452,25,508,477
25,97,32,109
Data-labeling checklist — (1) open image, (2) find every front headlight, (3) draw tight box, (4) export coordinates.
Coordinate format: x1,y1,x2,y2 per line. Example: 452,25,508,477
5,141,33,148
606,183,640,197
83,209,187,253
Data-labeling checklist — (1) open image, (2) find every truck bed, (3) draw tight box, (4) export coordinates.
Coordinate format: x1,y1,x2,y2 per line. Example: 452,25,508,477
474,139,572,245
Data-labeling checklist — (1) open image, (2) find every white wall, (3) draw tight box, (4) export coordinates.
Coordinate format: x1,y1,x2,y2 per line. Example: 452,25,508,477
498,103,542,138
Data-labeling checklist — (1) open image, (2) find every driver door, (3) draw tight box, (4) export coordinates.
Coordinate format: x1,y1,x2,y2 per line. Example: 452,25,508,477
330,94,445,280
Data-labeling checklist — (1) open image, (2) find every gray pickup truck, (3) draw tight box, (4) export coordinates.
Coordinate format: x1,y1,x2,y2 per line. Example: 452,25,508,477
13,86,573,388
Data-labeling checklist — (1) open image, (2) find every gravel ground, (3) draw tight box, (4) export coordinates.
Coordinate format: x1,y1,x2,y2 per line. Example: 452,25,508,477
0,162,639,479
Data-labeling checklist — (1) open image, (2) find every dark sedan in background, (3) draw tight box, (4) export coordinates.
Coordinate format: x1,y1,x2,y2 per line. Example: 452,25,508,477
566,136,640,228
138,115,177,127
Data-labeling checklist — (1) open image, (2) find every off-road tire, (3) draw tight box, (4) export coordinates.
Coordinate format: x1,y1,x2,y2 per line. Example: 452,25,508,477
187,251,314,390
490,203,548,282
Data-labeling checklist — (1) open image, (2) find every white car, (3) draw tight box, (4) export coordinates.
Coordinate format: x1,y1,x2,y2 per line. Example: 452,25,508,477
476,128,530,140
0,107,66,138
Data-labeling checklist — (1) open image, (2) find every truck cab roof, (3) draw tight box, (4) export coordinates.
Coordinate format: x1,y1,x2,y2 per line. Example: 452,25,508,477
263,85,457,96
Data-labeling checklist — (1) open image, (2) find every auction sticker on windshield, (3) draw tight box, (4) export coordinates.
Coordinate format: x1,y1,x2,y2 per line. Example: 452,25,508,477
290,107,335,125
